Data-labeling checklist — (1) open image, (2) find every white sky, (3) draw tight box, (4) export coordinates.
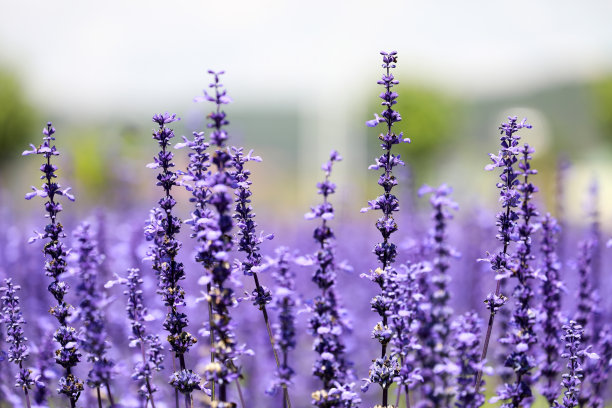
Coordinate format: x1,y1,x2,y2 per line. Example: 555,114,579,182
1,0,612,119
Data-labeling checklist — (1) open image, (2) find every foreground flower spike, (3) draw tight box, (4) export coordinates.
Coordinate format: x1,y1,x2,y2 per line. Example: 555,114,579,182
73,222,115,406
452,312,485,408
362,50,409,407
495,142,539,407
306,151,358,407
194,70,241,405
538,214,564,405
23,122,82,407
118,268,163,408
146,112,199,407
1,279,34,408
418,183,459,407
476,117,531,389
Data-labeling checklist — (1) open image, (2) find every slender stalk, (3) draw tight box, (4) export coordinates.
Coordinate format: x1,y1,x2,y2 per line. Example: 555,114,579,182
206,283,216,401
139,342,157,408
97,387,102,408
24,387,32,408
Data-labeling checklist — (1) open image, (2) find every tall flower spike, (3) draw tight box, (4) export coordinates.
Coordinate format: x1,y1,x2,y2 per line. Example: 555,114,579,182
23,122,82,407
227,146,294,406
194,71,241,405
266,247,297,401
145,113,200,408
494,142,539,407
538,214,564,405
476,116,531,389
73,222,115,405
1,279,34,407
362,50,409,408
117,268,163,408
553,321,598,408
417,183,459,407
573,238,596,407
306,151,358,408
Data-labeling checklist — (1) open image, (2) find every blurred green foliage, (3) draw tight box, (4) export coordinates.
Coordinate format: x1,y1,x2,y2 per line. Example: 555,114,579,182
0,68,37,165
591,75,612,145
366,83,463,179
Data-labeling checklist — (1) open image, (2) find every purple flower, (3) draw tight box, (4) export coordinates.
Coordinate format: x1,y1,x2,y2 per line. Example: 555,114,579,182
72,222,115,403
476,117,530,390
553,321,596,408
538,214,564,405
1,278,35,406
417,184,459,407
452,312,486,408
118,268,163,407
305,151,357,406
267,247,298,398
23,122,83,406
146,112,198,406
190,71,242,405
362,50,410,407
495,143,539,407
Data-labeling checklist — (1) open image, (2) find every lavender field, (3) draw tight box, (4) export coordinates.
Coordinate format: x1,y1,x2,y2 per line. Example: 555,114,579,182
0,48,611,408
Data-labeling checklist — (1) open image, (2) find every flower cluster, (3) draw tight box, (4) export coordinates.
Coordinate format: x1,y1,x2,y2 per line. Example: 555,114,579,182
553,321,593,408
452,312,485,408
267,247,297,398
117,268,164,406
417,183,459,407
495,142,539,406
306,151,357,407
147,112,200,402
195,71,241,404
1,279,35,405
539,214,564,405
23,122,83,406
362,50,410,407
73,222,115,400
477,117,531,388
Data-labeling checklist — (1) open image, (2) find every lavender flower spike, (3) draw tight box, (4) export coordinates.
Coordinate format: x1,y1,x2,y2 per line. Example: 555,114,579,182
1,279,34,408
452,312,485,408
267,247,297,403
361,51,410,407
553,321,599,408
306,151,358,407
362,50,409,408
476,117,531,390
23,122,82,407
117,268,163,408
417,183,459,407
538,214,564,405
146,113,200,408
192,71,242,405
73,222,115,405
494,142,539,407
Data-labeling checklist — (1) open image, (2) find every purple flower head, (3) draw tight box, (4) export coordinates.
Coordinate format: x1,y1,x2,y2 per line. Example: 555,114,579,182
476,116,531,390
452,312,486,408
1,279,36,397
495,141,539,407
538,214,564,405
23,122,83,405
416,184,459,406
146,112,198,404
305,151,354,400
72,222,115,390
